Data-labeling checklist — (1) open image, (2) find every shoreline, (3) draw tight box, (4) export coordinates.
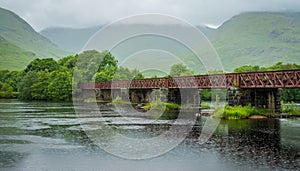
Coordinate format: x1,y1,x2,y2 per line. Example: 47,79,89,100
201,112,300,119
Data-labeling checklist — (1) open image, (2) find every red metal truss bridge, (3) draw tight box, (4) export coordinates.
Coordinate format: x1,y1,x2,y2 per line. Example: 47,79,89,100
80,69,300,90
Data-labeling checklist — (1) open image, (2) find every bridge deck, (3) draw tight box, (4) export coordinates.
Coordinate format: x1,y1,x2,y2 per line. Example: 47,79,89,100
80,69,300,89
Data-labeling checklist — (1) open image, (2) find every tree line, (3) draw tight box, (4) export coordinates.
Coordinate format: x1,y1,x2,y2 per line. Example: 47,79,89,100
0,50,144,101
0,51,299,102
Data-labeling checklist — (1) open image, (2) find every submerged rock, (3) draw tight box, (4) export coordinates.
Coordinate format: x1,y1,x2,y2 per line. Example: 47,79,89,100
249,115,267,119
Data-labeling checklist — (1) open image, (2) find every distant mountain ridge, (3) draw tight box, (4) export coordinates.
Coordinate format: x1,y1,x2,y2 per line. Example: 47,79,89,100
1,8,299,71
40,26,101,53
0,7,70,70
40,12,300,72
209,12,300,70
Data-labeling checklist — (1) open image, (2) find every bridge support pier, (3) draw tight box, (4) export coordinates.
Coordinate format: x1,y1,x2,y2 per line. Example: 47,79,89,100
166,88,201,107
167,88,180,104
228,88,281,113
129,89,153,103
228,87,240,106
150,88,168,102
82,89,122,102
95,89,120,101
82,89,96,99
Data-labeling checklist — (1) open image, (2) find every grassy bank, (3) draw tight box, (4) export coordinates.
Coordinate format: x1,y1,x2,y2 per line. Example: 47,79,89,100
112,96,132,105
212,105,273,120
144,100,180,111
281,101,300,114
143,99,181,119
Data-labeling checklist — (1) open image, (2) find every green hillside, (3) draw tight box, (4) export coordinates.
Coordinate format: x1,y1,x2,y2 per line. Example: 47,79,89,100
0,36,36,70
39,12,300,72
0,7,69,60
211,12,300,71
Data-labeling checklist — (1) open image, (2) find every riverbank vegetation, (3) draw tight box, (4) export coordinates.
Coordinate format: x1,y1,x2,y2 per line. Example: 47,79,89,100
112,96,132,105
212,105,273,120
143,99,180,119
281,101,300,114
212,101,300,120
143,99,180,111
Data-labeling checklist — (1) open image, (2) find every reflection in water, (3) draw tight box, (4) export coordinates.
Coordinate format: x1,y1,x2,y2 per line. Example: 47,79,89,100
0,99,299,170
190,119,300,170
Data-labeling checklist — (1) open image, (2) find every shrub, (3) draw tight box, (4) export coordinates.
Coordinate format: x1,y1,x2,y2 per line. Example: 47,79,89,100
144,99,180,111
281,101,300,114
112,96,131,104
212,105,272,119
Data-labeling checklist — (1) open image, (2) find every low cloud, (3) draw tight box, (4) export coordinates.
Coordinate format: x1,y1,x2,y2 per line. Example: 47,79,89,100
1,0,300,31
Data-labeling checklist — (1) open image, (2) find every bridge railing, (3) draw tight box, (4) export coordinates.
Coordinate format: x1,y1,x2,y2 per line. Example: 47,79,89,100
239,69,300,88
79,69,300,90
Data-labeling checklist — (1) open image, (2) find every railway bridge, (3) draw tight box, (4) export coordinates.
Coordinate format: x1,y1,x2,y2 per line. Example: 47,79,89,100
79,69,300,112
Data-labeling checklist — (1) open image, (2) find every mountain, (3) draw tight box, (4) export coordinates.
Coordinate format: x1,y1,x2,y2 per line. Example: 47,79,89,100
40,26,101,53
0,7,69,61
40,25,214,57
40,12,300,72
0,36,36,70
210,12,300,70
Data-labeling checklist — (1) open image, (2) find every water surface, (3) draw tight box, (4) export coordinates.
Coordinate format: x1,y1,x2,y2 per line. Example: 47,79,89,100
0,99,299,170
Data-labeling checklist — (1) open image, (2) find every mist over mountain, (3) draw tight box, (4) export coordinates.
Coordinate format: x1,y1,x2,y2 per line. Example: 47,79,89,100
1,6,300,71
40,12,300,72
40,26,101,53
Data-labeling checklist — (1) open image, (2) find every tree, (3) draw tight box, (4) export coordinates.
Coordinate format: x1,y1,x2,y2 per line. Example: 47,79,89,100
233,65,260,73
24,58,59,73
30,71,51,100
113,67,144,80
169,63,194,77
0,83,14,98
131,69,144,80
260,62,300,71
0,70,22,92
207,70,225,74
48,71,72,101
75,50,118,82
94,65,117,82
19,71,38,100
98,51,118,72
3,50,145,101
58,55,78,70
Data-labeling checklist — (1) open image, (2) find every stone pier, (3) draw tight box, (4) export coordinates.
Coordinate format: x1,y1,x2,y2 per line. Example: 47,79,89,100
81,89,96,99
167,88,201,107
128,89,153,103
124,88,202,106
228,88,281,113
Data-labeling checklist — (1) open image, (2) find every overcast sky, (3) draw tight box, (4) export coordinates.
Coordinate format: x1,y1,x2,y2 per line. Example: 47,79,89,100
1,0,300,31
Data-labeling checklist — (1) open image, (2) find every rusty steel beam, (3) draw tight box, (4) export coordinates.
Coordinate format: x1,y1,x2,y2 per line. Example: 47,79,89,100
80,69,300,90
238,69,300,88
